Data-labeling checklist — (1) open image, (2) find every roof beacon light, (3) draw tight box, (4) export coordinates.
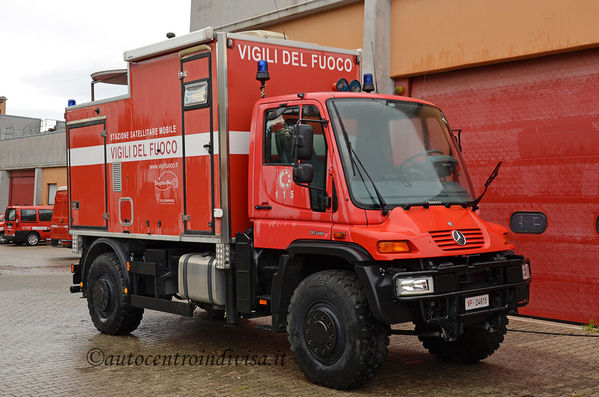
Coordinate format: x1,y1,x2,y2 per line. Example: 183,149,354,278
349,79,361,92
256,60,270,98
67,99,76,107
335,78,349,92
363,73,375,93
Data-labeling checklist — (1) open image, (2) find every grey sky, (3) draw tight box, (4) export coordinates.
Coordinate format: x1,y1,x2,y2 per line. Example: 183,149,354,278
0,0,191,121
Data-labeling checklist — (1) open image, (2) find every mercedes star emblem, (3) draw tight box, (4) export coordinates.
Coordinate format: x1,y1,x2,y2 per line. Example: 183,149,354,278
452,230,467,246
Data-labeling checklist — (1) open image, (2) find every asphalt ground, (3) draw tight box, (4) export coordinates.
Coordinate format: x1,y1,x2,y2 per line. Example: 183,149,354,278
1,243,598,396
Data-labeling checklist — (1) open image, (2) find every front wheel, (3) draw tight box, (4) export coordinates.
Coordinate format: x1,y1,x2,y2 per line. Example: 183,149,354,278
26,232,40,246
287,270,389,390
86,252,143,335
417,315,508,364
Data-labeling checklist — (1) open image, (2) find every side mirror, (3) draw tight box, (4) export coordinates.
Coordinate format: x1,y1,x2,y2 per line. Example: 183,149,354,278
293,124,313,160
293,163,313,184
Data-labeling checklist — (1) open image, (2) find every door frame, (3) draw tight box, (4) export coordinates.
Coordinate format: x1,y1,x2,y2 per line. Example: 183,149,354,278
180,51,215,234
66,118,108,230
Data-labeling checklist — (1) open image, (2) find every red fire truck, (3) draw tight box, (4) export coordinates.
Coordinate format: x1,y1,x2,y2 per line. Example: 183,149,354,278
67,28,531,389
50,186,71,248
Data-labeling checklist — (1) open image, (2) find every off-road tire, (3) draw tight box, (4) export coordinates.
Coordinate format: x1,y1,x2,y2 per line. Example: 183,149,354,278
26,232,40,246
287,270,389,390
417,315,508,364
87,252,143,335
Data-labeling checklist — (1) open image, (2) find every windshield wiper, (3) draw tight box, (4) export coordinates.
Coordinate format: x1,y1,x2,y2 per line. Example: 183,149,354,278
399,201,469,210
332,103,389,216
470,161,502,211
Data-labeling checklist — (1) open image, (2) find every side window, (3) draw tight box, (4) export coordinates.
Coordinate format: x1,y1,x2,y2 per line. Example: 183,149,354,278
6,208,16,221
39,209,53,222
302,105,329,212
21,209,36,222
264,106,299,165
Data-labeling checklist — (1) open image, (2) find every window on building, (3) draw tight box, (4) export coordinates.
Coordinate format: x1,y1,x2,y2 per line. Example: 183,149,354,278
48,183,57,205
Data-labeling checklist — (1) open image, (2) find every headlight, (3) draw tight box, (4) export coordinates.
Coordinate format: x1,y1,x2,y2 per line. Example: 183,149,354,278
395,277,434,296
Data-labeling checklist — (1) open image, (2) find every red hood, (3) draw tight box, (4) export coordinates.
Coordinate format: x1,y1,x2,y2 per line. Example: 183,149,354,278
348,206,511,260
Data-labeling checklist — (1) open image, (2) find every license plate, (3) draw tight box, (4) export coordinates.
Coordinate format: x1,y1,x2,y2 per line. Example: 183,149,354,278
465,294,489,311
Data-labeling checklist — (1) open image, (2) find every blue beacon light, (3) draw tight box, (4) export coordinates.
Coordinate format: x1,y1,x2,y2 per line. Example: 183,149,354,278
67,99,76,107
258,60,268,72
256,60,270,98
362,73,375,93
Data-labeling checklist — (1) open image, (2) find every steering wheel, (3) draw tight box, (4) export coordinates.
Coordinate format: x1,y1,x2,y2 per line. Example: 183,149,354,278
396,150,444,181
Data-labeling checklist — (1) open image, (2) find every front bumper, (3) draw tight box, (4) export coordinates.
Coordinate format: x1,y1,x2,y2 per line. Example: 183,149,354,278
356,254,531,325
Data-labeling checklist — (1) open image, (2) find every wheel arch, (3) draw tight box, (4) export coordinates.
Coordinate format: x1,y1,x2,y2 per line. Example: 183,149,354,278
270,240,375,332
81,237,129,295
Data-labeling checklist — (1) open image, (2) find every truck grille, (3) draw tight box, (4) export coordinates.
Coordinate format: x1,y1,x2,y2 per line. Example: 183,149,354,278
429,229,485,251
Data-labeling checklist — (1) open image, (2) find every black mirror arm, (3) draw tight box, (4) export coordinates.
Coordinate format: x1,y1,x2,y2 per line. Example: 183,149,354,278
292,181,331,209
293,181,327,194
451,129,462,151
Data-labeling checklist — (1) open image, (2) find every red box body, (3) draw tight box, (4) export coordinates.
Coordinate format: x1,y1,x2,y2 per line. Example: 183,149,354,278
66,31,360,243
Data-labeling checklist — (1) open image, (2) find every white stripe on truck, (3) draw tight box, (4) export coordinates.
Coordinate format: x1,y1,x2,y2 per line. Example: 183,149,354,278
69,131,250,167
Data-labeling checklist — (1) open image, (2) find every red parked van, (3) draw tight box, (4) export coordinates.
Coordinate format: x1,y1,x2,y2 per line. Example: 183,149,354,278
0,213,5,243
4,205,53,246
50,187,71,247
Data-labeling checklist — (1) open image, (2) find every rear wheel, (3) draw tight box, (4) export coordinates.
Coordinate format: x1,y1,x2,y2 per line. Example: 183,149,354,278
26,232,39,246
86,252,143,335
417,315,508,364
287,270,389,390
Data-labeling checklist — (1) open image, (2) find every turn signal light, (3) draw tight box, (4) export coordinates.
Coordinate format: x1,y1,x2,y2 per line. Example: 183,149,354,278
378,241,410,253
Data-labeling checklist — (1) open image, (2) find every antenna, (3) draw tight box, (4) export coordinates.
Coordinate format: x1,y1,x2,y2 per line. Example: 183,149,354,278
370,41,378,93
273,0,287,39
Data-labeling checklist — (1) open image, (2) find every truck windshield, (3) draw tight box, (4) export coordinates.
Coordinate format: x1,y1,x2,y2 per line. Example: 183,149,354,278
328,98,474,208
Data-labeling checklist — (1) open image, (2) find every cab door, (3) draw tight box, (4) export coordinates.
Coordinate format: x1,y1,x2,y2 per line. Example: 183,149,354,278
252,101,334,249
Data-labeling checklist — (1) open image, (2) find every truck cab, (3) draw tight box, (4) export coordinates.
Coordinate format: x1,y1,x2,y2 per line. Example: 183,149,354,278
246,90,530,351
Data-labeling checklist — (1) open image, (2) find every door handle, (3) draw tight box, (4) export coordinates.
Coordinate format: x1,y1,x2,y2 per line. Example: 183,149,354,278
255,204,272,210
